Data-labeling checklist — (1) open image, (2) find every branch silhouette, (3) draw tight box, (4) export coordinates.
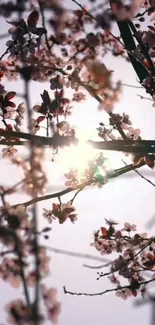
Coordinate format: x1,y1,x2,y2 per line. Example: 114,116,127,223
14,161,145,208
63,278,155,297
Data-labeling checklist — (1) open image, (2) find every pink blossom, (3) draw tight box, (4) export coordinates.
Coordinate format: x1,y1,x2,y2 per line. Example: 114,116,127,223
111,0,142,21
41,284,61,324
5,299,30,324
26,272,36,287
29,118,40,134
115,288,132,299
2,146,17,158
123,222,137,232
72,92,86,102
43,208,55,223
48,302,61,324
108,274,120,285
38,248,51,275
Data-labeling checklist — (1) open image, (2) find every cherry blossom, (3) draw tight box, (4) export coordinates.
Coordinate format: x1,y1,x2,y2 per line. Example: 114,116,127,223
41,284,61,324
5,299,30,325
2,146,17,158
48,202,78,224
123,222,137,232
43,208,55,223
1,0,155,322
115,288,132,300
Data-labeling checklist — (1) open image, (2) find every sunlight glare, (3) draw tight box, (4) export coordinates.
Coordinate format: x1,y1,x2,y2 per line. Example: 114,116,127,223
55,128,126,176
60,141,95,172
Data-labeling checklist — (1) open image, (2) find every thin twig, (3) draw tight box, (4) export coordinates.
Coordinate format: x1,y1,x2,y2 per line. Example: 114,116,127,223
15,180,91,208
70,188,83,204
122,160,155,188
137,94,152,101
46,246,110,263
0,33,9,40
83,262,111,269
63,277,155,296
0,41,15,61
121,83,143,89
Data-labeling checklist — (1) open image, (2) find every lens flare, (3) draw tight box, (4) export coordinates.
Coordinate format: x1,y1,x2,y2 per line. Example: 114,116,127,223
60,141,95,172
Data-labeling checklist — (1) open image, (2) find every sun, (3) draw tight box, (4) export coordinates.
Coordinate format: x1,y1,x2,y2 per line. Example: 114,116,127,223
59,141,96,173
57,136,125,177
51,125,126,178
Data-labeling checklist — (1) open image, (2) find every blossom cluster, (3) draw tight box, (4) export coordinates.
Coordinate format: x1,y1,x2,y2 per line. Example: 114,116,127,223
6,10,46,60
64,152,109,188
0,85,25,135
43,202,77,224
91,219,155,299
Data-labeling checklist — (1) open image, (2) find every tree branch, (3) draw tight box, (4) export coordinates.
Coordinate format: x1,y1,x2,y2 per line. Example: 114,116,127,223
15,181,91,208
63,278,155,297
13,161,145,208
0,130,77,147
122,160,155,188
46,246,110,264
2,131,155,154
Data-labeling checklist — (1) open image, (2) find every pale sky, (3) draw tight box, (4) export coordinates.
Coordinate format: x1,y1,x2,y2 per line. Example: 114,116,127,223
0,1,155,325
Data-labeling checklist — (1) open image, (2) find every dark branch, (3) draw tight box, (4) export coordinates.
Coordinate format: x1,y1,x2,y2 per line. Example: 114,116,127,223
63,278,155,297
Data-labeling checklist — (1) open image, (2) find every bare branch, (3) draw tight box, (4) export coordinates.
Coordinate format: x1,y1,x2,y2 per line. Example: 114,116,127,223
63,278,155,297
83,262,111,269
122,160,155,188
46,246,110,263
